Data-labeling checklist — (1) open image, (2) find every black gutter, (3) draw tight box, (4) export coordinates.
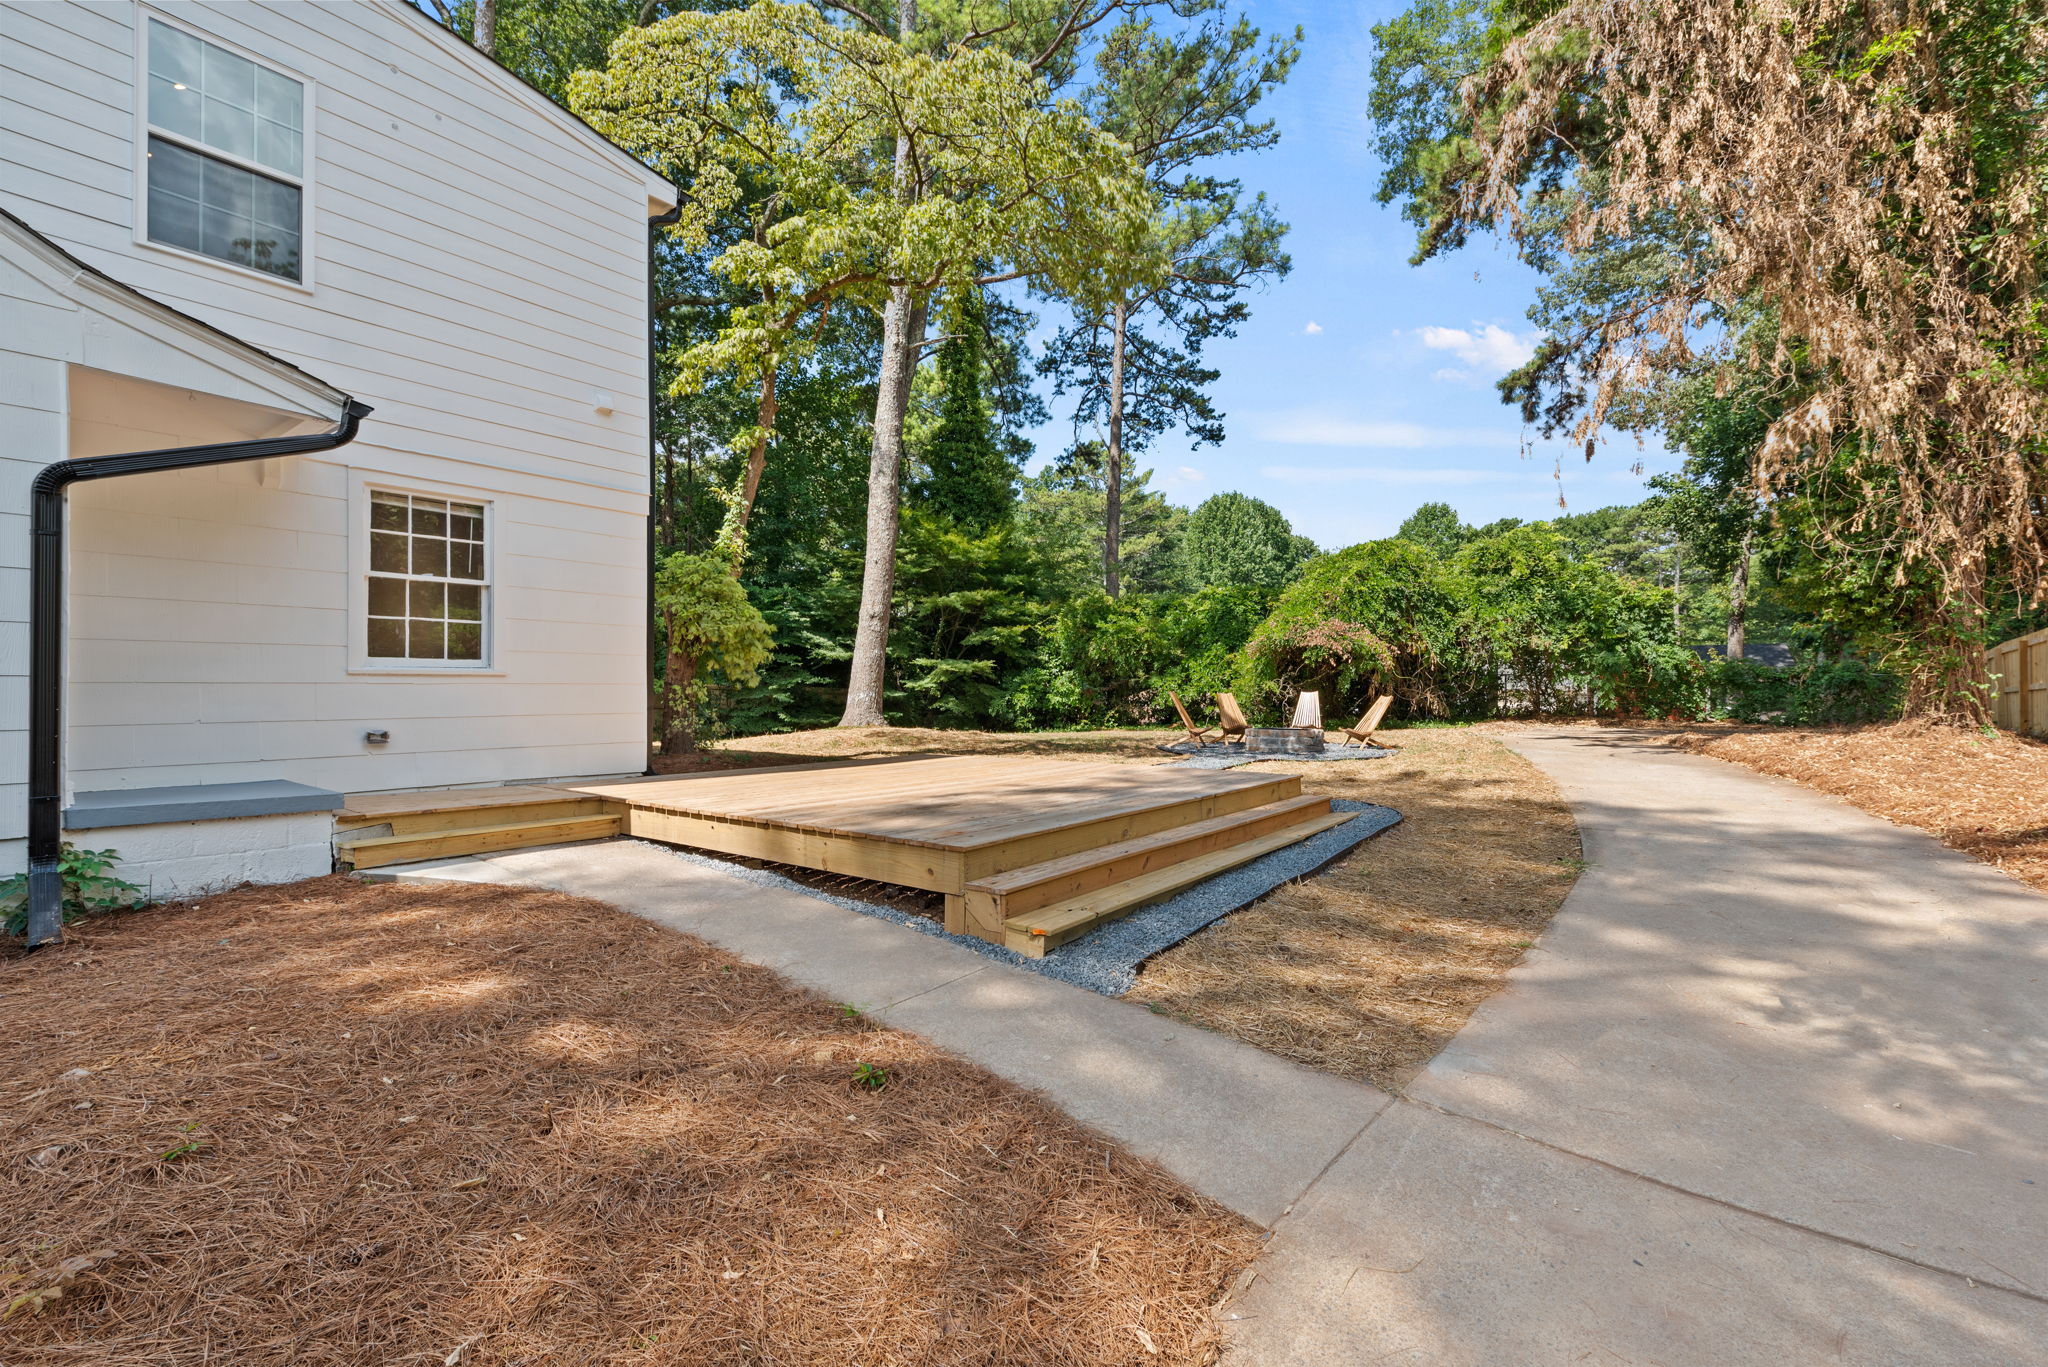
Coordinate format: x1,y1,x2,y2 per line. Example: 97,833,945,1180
644,203,681,776
23,400,372,948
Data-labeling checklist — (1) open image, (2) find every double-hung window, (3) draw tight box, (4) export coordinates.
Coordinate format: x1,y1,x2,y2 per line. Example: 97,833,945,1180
367,492,489,665
143,18,306,282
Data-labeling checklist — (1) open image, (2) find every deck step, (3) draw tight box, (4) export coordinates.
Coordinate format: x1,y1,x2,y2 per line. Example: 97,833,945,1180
337,813,622,870
999,808,1358,958
335,795,610,836
964,794,1336,924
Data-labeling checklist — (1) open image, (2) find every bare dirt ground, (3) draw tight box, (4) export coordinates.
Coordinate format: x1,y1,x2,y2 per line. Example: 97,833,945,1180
701,726,1584,1089
0,877,1257,1366
1645,720,2048,895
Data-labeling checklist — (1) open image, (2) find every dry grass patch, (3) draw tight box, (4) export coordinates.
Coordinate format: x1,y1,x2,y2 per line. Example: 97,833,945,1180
1128,729,1582,1088
0,877,1257,1367
1654,720,2048,893
687,726,1583,1090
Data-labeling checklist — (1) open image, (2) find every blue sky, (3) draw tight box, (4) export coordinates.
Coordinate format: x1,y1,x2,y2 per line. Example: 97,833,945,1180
1016,0,1684,551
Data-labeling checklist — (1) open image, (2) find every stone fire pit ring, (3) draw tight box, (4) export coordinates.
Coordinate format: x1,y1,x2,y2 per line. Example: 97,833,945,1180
1243,725,1326,755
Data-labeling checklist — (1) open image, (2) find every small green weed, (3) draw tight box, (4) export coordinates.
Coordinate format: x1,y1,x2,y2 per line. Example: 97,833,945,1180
852,1061,889,1090
160,1122,208,1162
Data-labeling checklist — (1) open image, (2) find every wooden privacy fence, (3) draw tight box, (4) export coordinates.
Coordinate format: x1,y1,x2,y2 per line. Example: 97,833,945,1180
1984,629,2048,737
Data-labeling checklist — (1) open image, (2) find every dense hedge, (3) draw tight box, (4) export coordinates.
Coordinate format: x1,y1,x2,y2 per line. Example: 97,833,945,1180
1705,658,1901,725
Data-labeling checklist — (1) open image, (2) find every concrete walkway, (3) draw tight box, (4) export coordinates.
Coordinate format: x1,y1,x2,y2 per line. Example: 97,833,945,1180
394,728,2048,1365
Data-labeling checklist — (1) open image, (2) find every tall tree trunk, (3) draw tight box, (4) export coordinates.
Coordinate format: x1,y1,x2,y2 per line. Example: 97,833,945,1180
838,0,921,728
839,286,926,726
1103,298,1128,597
660,633,702,756
474,0,498,55
1725,519,1754,662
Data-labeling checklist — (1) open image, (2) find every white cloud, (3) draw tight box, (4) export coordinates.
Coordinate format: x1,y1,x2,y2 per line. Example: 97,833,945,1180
1156,465,1206,492
1415,322,1540,375
1249,412,1524,450
1303,320,1324,335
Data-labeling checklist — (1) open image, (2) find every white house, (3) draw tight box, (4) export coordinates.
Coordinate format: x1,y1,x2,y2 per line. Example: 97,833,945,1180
0,0,678,924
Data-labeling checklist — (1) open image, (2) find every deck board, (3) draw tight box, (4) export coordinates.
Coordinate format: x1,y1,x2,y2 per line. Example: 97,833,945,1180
343,755,1341,948
561,757,1290,850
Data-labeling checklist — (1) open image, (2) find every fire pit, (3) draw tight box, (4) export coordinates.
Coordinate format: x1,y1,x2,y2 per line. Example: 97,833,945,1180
1243,725,1326,755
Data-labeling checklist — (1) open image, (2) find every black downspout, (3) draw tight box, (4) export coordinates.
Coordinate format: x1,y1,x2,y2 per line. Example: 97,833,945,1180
23,400,372,948
644,204,681,777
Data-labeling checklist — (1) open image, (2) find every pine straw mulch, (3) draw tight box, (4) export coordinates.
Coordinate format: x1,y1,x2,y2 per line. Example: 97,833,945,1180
696,726,1584,1091
0,877,1258,1367
1647,719,2048,894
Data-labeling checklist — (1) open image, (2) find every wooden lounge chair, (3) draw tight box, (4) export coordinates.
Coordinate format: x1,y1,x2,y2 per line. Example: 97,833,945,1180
1289,689,1323,730
1168,691,1217,747
1215,691,1251,743
1339,695,1393,747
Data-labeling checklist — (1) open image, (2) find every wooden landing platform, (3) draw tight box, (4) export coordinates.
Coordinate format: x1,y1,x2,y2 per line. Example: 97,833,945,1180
339,756,1355,956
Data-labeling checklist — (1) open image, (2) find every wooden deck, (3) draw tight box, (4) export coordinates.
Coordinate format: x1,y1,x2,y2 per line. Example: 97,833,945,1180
338,756,1354,956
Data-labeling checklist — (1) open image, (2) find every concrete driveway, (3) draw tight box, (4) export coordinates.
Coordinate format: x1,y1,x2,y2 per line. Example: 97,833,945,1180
395,728,2048,1365
1223,728,2048,1364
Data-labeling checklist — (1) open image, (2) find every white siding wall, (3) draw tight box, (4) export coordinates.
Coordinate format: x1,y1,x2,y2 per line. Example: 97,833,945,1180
0,1,659,826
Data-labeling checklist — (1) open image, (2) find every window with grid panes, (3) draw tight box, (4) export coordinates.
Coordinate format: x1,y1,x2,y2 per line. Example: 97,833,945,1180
367,493,486,663
143,19,306,281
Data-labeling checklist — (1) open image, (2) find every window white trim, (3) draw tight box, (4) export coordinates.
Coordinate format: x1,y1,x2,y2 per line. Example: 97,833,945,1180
132,6,318,292
346,475,502,676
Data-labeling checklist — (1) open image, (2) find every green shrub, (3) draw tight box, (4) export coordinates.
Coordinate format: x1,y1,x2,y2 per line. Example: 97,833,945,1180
1003,586,1271,729
1707,658,1901,724
1241,540,1476,720
1,843,144,938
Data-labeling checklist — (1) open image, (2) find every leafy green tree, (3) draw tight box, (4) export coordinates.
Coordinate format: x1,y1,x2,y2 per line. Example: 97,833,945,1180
1373,0,2048,720
652,551,775,753
1394,501,1472,558
1241,539,1474,720
1016,442,1187,598
1181,492,1313,592
423,0,718,98
572,1,1159,593
1041,11,1297,594
1453,525,1695,716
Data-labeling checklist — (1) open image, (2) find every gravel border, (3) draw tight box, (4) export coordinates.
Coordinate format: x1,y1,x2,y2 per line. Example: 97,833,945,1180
630,798,1403,997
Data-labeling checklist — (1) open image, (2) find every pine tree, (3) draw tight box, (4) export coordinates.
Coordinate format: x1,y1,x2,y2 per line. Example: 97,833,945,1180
916,293,1016,534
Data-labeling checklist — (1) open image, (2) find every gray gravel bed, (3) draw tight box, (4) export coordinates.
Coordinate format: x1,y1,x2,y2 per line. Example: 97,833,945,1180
1159,741,1393,769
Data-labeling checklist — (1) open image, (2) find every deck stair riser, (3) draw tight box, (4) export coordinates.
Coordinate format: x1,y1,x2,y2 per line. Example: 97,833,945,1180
336,799,622,871
999,808,1359,958
961,795,1337,935
336,798,614,838
957,777,1301,882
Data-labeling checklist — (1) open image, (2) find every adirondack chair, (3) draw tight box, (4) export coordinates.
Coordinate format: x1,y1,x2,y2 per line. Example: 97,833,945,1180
1168,691,1217,746
1289,689,1323,730
1339,694,1394,747
1214,691,1252,743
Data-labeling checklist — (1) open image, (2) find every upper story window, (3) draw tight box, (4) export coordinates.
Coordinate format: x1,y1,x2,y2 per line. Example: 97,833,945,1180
143,19,305,282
